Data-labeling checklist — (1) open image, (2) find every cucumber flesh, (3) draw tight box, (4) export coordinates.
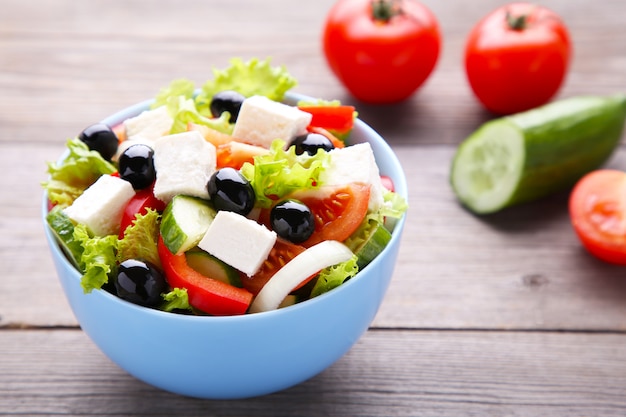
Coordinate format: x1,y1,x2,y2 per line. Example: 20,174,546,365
185,249,243,287
451,94,626,214
346,219,392,270
451,121,525,214
160,195,216,255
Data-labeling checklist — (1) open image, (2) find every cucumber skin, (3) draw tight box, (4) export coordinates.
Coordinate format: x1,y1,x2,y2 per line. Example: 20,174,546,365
455,94,626,213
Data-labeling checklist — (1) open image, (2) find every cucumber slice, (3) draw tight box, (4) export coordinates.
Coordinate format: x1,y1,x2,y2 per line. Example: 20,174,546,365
46,206,82,269
160,195,216,255
185,249,243,288
346,219,392,270
451,94,626,214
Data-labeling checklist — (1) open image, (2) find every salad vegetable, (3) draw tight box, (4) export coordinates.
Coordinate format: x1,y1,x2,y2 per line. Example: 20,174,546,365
569,170,626,265
43,58,407,316
322,0,441,103
464,2,572,115
451,94,626,214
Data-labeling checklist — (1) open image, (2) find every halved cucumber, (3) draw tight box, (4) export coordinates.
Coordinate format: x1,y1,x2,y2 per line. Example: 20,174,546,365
160,195,216,255
185,249,243,287
451,94,626,214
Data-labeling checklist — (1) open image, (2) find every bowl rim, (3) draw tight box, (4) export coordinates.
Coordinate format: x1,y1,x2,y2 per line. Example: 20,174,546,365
43,92,408,322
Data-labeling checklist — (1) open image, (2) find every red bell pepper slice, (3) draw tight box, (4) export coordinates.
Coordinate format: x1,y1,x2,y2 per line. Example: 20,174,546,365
157,236,253,316
298,105,355,134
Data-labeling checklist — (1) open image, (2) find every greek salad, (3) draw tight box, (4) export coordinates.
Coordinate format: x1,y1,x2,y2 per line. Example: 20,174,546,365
43,58,407,316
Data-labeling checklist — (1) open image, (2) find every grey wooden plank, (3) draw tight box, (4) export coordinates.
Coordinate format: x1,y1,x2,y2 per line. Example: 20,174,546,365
1,329,625,416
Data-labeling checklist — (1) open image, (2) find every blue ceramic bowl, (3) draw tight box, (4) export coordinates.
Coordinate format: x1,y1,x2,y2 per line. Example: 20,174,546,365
43,94,407,399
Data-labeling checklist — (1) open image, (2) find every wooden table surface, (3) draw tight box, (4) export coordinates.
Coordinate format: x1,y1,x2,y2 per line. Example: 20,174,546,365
2,0,626,415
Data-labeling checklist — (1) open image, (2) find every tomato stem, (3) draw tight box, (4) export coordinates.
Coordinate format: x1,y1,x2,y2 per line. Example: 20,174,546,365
370,0,403,23
505,9,529,31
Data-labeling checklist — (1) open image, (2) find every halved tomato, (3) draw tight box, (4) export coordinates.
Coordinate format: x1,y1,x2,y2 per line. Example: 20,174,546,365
240,239,308,295
569,169,626,265
259,182,370,248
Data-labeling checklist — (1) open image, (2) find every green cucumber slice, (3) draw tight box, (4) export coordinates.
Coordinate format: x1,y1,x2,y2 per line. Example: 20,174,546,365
451,94,626,214
160,195,216,255
346,219,392,269
46,206,82,269
185,249,243,287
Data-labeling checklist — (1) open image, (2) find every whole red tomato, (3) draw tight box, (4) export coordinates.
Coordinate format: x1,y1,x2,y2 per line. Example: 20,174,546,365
323,0,441,104
464,2,572,115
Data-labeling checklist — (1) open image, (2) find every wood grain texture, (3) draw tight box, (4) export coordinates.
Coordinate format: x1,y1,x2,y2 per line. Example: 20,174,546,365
2,329,626,416
1,0,626,415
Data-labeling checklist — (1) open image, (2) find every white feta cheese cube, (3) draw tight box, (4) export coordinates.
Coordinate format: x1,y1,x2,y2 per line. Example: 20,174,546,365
232,95,312,148
123,106,173,141
63,175,135,236
198,211,277,276
153,131,216,203
320,143,385,212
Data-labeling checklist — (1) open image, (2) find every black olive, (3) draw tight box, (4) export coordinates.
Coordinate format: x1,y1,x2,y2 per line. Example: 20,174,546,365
290,133,335,156
210,91,246,123
78,123,119,160
207,167,255,215
270,199,315,244
118,144,156,190
115,259,167,307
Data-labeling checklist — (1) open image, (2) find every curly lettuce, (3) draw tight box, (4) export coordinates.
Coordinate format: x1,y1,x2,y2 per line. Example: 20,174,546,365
160,288,192,312
116,209,161,269
167,96,233,135
73,224,118,293
310,255,359,298
43,138,117,208
195,57,297,116
240,139,330,208
150,78,195,110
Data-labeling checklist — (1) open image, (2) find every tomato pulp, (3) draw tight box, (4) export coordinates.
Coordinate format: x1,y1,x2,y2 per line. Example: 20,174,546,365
569,170,626,265
464,2,571,115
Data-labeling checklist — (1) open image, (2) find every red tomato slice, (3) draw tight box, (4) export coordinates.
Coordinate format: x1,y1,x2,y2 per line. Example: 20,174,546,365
119,186,167,238
292,182,370,248
157,236,253,315
298,105,355,134
216,141,269,170
569,170,626,265
240,239,309,295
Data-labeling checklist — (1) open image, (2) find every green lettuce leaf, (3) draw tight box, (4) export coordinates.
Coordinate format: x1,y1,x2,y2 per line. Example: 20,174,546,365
168,96,233,135
195,57,297,116
116,209,161,269
43,138,117,208
150,78,195,110
310,255,359,298
73,224,118,293
160,288,192,312
240,139,329,208
381,189,409,219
